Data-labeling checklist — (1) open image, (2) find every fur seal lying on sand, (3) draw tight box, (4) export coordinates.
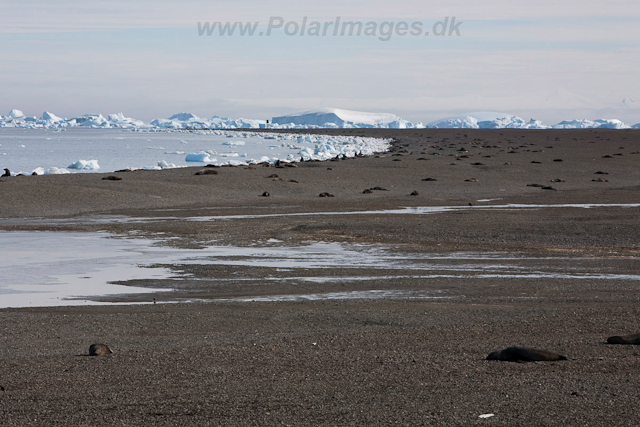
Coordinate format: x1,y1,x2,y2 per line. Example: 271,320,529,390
1,168,10,177
89,343,113,356
607,333,640,345
487,347,567,363
195,169,218,175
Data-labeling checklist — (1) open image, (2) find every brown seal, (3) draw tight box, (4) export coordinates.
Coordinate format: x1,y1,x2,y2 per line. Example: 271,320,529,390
89,343,113,356
487,347,567,363
1,168,10,177
607,333,640,345
102,176,123,181
195,169,218,175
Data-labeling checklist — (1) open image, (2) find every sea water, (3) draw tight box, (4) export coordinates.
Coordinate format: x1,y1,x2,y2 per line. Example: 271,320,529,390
0,128,390,175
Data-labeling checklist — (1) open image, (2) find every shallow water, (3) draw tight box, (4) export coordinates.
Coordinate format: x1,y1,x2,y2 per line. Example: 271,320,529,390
0,231,173,308
19,202,638,226
0,231,638,308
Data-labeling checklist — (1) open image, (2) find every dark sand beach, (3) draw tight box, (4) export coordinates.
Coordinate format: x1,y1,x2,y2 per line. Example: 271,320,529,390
1,129,639,425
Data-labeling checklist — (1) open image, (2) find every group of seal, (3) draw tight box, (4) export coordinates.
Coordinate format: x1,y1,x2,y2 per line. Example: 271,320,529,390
488,332,640,363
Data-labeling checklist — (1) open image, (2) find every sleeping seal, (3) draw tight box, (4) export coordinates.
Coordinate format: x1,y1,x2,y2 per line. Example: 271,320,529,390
89,343,113,356
195,169,218,175
607,333,640,345
487,346,567,363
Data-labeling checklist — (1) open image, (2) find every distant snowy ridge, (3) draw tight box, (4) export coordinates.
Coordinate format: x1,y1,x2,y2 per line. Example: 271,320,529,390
1,108,638,130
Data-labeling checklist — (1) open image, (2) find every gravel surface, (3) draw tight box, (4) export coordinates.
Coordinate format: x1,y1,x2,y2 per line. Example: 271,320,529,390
1,128,639,426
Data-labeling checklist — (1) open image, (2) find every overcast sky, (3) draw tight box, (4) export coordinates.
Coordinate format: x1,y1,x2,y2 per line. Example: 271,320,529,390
1,0,639,124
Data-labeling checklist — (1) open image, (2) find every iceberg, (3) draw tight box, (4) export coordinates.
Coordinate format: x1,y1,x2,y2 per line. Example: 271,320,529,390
107,113,145,128
169,112,200,121
272,108,415,128
552,119,630,129
9,109,25,119
0,107,634,131
157,160,177,169
427,112,537,129
42,111,64,122
68,159,100,170
185,152,212,162
148,113,268,130
77,114,110,128
46,167,71,175
0,110,144,129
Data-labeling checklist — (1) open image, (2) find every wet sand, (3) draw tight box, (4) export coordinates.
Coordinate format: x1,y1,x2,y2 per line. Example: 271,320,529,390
0,129,639,425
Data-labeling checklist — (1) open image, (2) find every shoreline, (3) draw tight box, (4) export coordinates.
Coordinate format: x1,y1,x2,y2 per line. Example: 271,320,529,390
1,128,639,425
